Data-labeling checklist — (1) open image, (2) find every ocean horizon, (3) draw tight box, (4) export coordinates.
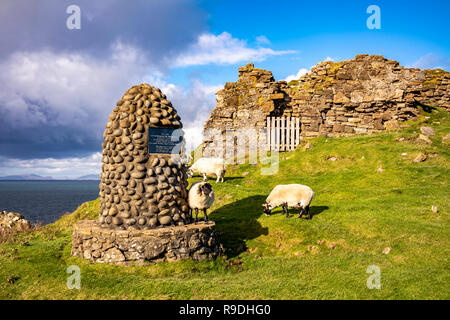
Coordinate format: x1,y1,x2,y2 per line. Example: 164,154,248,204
0,180,100,225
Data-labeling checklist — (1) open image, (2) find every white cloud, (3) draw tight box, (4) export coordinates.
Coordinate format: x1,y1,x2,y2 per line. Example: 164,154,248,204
256,35,271,45
410,53,450,70
0,30,294,176
0,40,226,175
285,68,309,82
0,41,150,133
173,32,295,67
284,57,336,83
0,153,101,179
161,80,223,152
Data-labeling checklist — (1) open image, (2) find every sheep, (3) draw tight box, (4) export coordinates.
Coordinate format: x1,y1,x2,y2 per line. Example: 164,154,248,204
262,184,315,219
187,157,227,183
188,181,215,224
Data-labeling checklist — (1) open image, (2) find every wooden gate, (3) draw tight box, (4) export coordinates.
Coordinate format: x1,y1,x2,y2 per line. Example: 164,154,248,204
266,116,301,151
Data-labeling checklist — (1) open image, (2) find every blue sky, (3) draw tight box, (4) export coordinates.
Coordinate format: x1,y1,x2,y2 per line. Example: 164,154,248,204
170,0,450,86
0,0,448,178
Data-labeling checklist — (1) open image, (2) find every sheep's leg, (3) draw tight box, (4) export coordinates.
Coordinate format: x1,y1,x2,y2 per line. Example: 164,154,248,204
282,203,286,216
306,206,311,220
203,209,209,224
298,207,305,219
194,208,199,224
221,176,224,183
283,203,290,218
216,174,219,183
203,173,207,181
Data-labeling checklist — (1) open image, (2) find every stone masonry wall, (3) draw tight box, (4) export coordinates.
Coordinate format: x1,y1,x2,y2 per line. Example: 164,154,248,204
202,55,449,155
72,220,221,263
203,63,288,157
99,84,190,230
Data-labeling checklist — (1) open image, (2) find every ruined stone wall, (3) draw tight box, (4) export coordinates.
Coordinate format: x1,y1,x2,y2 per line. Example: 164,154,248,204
203,63,288,157
202,55,449,155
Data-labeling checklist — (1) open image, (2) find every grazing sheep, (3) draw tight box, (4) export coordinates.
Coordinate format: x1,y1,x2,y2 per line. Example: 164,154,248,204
188,181,215,224
187,157,227,183
262,184,315,219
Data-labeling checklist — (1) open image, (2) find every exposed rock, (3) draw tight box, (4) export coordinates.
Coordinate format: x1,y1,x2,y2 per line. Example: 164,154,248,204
413,153,427,163
0,211,31,231
327,242,338,249
417,134,432,144
384,120,400,131
420,126,435,136
443,133,450,145
303,142,313,150
431,205,438,213
104,247,125,263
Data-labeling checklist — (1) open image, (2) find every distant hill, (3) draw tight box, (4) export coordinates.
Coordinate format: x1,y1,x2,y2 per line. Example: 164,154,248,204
0,173,100,180
0,174,54,180
76,174,100,180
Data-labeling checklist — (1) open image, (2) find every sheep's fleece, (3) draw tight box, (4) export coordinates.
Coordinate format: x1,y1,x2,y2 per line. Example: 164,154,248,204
188,157,226,182
188,181,215,210
266,184,314,209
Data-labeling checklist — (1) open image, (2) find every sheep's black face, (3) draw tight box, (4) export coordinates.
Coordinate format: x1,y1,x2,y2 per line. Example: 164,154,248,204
200,183,213,196
262,202,271,216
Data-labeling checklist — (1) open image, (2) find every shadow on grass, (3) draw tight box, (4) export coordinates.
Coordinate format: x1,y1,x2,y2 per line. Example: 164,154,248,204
210,195,268,258
223,176,244,182
274,205,329,219
310,206,329,218
189,176,244,183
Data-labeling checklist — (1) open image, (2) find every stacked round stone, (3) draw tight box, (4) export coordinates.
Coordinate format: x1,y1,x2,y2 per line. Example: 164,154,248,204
99,84,190,230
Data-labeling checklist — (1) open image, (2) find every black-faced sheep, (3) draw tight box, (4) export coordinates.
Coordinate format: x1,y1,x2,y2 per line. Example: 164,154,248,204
262,184,315,219
187,157,227,183
188,181,215,224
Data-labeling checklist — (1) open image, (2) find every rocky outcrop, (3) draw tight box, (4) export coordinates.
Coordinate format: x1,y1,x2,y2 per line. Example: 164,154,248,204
0,211,31,231
202,55,449,155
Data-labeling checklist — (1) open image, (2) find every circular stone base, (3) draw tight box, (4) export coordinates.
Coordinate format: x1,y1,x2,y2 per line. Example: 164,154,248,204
71,220,222,264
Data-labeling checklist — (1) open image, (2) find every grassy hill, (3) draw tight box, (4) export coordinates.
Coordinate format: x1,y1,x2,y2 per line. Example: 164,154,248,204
0,108,448,299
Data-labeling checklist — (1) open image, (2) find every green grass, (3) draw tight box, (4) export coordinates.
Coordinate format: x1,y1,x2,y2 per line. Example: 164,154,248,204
1,110,449,300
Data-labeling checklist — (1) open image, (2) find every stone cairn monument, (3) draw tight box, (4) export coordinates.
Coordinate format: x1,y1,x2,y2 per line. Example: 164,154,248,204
72,84,221,264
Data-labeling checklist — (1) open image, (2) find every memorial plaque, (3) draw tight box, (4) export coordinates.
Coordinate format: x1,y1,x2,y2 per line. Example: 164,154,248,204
148,127,183,154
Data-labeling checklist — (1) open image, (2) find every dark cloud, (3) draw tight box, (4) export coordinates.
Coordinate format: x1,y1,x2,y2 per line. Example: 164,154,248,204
0,46,151,159
0,0,208,160
0,0,207,61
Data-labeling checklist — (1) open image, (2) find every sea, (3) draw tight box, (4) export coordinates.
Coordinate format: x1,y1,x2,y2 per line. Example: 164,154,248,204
0,180,100,225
